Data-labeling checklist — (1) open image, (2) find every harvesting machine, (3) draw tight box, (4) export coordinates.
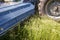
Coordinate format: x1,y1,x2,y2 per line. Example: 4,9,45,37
0,0,37,36
0,0,60,36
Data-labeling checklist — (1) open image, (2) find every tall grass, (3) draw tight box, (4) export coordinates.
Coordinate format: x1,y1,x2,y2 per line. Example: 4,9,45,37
0,14,60,40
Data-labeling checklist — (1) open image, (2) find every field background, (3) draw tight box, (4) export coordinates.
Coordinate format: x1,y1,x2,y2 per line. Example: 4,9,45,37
0,14,60,40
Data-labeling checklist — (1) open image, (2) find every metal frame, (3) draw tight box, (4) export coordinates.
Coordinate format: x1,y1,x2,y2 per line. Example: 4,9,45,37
0,3,35,36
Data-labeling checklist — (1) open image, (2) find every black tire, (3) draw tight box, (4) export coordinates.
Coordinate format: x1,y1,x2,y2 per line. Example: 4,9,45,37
45,0,60,21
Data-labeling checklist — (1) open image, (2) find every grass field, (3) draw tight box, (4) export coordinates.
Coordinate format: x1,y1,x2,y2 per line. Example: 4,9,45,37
1,14,60,40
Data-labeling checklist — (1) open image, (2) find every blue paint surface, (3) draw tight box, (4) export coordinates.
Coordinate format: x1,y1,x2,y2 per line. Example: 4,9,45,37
0,3,35,36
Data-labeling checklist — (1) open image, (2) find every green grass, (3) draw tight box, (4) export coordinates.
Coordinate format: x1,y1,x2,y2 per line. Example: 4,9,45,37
1,14,60,40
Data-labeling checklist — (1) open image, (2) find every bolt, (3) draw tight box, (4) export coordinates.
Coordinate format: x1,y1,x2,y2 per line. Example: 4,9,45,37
0,28,4,31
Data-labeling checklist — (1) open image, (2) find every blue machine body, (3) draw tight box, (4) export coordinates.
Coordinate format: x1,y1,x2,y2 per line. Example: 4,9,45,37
0,2,35,36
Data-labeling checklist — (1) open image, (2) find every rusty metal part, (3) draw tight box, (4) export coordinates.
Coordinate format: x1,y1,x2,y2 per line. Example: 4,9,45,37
38,0,47,15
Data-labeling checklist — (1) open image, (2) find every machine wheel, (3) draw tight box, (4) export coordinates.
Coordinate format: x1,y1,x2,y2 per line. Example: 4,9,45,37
45,0,60,21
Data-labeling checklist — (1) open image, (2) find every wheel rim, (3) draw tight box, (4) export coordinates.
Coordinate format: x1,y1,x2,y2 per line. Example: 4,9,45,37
46,1,60,17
